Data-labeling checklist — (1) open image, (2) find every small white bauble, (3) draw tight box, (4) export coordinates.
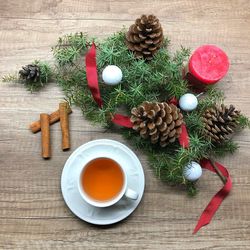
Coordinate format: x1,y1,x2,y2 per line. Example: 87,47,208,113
179,93,198,111
183,161,202,182
102,65,123,85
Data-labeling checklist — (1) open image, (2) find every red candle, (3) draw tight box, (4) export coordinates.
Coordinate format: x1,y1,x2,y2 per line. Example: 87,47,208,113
184,45,229,87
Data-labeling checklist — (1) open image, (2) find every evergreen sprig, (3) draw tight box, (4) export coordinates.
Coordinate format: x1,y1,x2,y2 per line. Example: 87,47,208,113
54,31,191,126
236,114,250,129
4,29,248,195
21,60,52,92
53,32,91,66
50,30,249,194
2,60,52,92
2,73,19,83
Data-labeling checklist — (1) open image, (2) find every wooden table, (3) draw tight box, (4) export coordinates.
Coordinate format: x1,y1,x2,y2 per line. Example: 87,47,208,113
1,1,250,249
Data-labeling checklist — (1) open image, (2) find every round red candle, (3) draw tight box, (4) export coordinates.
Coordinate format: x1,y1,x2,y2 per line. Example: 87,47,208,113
187,45,229,85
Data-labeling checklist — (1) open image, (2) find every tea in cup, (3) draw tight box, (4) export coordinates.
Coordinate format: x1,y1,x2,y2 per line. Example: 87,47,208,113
78,157,138,207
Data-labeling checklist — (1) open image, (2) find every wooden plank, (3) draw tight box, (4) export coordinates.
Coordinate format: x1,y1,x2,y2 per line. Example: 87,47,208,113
0,0,250,22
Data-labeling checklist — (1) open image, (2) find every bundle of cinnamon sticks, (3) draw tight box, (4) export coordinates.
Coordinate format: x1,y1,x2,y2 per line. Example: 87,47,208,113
30,102,72,159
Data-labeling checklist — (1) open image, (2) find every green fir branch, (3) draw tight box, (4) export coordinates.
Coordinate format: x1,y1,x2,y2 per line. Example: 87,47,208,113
36,60,52,84
198,86,224,113
212,139,239,157
236,114,250,129
184,112,204,134
2,73,19,83
4,28,248,195
2,60,52,92
52,32,91,66
51,29,250,195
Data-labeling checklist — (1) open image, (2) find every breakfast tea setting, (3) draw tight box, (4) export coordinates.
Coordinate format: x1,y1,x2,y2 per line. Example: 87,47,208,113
3,14,249,234
61,139,145,225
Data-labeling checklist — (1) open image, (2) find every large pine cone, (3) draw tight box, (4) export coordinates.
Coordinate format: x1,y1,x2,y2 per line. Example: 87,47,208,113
126,15,164,61
130,101,183,147
202,104,240,143
19,64,40,82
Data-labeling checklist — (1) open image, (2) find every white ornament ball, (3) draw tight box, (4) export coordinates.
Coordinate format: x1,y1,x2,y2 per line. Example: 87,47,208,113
102,65,123,86
179,93,198,111
183,161,202,182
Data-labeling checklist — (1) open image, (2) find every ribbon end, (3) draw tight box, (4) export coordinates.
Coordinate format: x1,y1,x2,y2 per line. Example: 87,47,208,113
193,221,209,234
192,159,232,235
192,225,201,235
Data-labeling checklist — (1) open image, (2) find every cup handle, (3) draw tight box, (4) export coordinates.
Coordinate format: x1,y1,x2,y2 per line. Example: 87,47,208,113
124,188,138,200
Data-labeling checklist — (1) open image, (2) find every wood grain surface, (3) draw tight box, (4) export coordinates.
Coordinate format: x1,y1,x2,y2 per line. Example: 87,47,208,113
1,1,250,249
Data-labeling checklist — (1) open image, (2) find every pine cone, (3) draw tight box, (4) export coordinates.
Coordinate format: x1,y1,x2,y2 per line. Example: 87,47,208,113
202,104,240,143
19,64,40,82
130,101,183,147
126,15,164,61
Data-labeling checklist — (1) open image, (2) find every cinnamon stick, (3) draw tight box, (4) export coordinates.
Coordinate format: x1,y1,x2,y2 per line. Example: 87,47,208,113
29,106,72,133
59,102,70,151
40,113,51,159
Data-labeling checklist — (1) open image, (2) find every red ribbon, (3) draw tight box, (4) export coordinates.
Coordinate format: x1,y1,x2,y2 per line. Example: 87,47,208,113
193,159,232,234
168,97,189,148
178,123,189,148
112,114,133,128
168,97,179,106
85,43,103,108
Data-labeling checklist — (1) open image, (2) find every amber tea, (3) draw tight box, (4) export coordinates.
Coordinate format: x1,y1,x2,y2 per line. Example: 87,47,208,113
81,157,124,202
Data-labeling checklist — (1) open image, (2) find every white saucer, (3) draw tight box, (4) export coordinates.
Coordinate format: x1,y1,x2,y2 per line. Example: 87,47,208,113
61,139,145,225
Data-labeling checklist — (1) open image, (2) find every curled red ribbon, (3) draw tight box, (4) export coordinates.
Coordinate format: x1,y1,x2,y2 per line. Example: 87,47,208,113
85,43,103,108
193,159,232,234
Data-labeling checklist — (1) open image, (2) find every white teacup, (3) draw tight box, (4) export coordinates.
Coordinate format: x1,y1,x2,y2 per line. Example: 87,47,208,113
78,156,138,208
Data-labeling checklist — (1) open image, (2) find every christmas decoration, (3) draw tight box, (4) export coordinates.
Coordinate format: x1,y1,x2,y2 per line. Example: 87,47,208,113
202,104,240,143
2,60,51,92
102,65,123,85
85,43,103,108
5,28,249,194
193,159,232,234
3,14,250,234
19,61,51,92
130,101,183,147
125,14,164,60
183,45,229,88
19,64,40,82
179,93,198,111
183,161,202,182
